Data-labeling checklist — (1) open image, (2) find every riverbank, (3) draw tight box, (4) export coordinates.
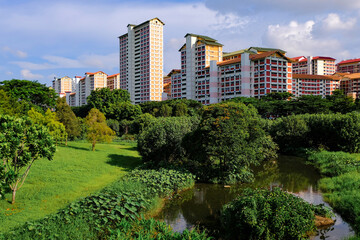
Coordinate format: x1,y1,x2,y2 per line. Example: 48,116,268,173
0,141,141,232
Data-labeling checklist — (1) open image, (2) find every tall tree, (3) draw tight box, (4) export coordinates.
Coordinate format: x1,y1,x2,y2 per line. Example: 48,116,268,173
0,79,57,110
56,97,81,140
87,88,131,117
85,108,115,151
184,102,277,183
0,115,55,204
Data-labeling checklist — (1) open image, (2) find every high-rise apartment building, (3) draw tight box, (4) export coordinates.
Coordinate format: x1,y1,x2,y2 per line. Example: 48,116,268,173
292,56,336,75
339,73,360,98
172,37,293,104
52,76,73,98
119,18,164,104
337,58,360,73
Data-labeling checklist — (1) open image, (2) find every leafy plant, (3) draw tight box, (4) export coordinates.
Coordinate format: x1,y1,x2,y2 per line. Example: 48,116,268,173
220,188,326,240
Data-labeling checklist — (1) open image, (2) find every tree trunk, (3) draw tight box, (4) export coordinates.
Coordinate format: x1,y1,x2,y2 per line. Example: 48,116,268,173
65,136,68,146
12,182,19,204
92,140,96,151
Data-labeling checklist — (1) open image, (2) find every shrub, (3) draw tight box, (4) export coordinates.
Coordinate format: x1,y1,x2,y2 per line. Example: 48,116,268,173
220,188,319,240
307,151,360,177
137,116,200,165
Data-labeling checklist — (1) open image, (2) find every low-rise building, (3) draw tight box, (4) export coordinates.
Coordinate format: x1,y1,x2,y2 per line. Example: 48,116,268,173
337,58,360,73
292,74,340,97
292,56,336,75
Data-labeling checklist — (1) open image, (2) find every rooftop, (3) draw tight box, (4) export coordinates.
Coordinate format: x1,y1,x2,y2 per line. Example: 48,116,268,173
337,58,360,65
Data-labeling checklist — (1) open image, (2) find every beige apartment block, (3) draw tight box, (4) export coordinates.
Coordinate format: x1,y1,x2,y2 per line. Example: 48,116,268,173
119,18,164,104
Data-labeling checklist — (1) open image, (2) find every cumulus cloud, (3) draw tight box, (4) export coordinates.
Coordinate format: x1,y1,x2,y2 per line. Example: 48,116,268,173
322,13,356,31
21,69,43,80
2,46,27,58
264,20,347,58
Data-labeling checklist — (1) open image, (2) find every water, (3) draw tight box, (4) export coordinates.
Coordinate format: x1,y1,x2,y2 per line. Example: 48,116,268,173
156,155,355,239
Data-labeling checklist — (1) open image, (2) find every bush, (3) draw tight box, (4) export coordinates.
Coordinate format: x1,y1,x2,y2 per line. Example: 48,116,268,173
307,151,360,177
270,112,360,153
137,116,200,165
220,188,319,240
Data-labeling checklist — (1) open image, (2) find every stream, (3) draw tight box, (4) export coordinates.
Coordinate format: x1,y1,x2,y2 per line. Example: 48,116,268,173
156,155,355,239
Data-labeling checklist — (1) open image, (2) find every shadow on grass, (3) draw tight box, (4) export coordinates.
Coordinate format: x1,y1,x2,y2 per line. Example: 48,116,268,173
106,154,142,171
65,145,92,151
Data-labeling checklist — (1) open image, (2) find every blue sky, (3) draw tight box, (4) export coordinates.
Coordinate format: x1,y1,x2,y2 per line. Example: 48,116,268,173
1,0,359,86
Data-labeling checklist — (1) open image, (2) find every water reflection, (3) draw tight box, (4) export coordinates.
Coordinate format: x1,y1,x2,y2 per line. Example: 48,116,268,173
156,155,355,239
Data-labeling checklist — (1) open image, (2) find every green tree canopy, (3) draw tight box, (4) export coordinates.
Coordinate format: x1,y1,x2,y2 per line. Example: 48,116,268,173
28,108,67,145
0,115,55,204
183,102,278,183
87,88,130,117
85,108,115,151
56,97,81,140
0,79,57,110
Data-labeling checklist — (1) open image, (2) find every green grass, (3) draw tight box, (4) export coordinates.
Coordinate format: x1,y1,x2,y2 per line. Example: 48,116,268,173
0,140,141,232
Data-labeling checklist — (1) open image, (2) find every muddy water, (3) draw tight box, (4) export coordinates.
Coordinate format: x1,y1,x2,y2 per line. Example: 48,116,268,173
156,155,355,239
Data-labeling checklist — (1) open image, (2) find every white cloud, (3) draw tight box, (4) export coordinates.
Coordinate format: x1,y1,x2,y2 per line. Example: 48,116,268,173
264,20,347,58
21,69,43,80
322,13,356,31
2,46,27,58
6,71,13,75
211,13,250,33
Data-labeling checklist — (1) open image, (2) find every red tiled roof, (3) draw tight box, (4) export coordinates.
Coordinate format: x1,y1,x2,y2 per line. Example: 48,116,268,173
337,58,360,65
85,71,107,76
250,50,293,62
217,57,242,66
75,76,82,78
313,56,336,61
293,74,340,81
291,56,305,60
107,73,120,78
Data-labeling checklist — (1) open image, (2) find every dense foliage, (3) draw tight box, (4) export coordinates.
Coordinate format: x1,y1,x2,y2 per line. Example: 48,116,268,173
270,112,360,153
87,88,130,114
184,102,278,183
227,90,358,118
307,151,360,177
140,99,203,117
137,116,200,165
0,79,57,110
0,115,55,204
0,90,29,117
221,188,320,240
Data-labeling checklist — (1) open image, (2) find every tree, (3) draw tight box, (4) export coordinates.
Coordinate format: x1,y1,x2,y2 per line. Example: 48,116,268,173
56,97,81,140
159,104,172,117
85,108,115,151
174,102,188,117
132,113,156,134
183,102,278,183
0,79,57,110
0,115,55,204
28,108,67,145
326,89,355,113
107,102,142,122
137,117,200,165
87,88,130,117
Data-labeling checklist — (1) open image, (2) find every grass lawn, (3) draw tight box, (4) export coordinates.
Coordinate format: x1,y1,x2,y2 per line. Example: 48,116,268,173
0,140,141,233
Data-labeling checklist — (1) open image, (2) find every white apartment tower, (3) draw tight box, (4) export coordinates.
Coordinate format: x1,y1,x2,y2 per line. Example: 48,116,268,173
119,18,164,104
